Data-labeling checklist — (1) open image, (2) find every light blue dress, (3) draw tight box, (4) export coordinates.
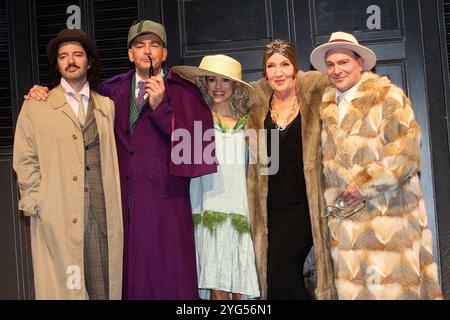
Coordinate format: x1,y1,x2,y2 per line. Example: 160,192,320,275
190,117,260,299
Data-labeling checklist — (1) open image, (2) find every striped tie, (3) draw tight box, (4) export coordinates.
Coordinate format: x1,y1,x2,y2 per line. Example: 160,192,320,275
136,80,146,106
129,80,146,130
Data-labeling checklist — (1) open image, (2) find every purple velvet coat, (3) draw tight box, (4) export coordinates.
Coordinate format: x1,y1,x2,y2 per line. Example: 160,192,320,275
98,69,216,299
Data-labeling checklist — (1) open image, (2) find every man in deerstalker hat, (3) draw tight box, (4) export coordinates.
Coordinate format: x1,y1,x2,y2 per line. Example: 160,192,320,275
14,29,123,299
97,19,217,300
310,31,442,299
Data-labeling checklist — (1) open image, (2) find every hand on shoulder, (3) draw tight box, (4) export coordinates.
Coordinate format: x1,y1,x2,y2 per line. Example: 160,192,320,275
24,85,49,101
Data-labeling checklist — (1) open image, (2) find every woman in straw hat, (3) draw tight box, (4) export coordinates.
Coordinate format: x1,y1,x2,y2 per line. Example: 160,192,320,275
172,55,260,300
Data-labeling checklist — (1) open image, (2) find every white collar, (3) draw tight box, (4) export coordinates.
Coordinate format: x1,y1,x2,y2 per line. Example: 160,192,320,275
336,78,362,104
60,78,90,98
135,73,146,85
135,69,164,84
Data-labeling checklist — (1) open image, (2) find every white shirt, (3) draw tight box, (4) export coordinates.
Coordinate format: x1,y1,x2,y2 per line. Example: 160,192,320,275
335,79,362,126
60,78,90,118
134,69,164,102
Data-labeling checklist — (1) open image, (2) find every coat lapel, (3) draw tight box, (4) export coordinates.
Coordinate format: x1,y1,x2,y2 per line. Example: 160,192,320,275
50,85,82,128
82,99,96,133
114,71,133,132
90,91,111,141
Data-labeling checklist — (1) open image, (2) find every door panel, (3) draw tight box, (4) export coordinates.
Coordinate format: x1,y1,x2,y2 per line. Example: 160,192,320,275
163,0,293,82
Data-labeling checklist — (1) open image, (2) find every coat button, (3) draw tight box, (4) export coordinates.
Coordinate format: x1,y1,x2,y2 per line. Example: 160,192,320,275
72,218,78,224
84,187,88,192
86,166,90,171
73,176,78,181
130,151,135,156
72,134,77,140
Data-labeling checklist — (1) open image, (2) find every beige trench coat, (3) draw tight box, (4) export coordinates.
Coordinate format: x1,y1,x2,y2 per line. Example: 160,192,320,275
13,85,123,299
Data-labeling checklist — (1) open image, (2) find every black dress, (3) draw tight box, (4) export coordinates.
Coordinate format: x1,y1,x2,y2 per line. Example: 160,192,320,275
265,107,313,300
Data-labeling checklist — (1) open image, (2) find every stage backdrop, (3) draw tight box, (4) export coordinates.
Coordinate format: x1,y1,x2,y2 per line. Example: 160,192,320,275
0,0,449,299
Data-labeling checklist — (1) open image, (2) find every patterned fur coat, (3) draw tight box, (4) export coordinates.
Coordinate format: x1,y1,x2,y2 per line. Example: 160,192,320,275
320,71,443,299
246,71,336,299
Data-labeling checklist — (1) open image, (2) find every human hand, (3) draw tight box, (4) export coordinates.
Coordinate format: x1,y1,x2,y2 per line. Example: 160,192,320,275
145,76,165,110
343,181,363,207
24,85,49,101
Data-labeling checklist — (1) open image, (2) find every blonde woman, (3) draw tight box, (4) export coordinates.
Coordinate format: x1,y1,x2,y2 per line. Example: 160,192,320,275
173,55,260,300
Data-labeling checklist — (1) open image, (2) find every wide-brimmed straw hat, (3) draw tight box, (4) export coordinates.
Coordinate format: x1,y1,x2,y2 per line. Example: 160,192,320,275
310,31,377,73
172,54,253,90
47,29,98,60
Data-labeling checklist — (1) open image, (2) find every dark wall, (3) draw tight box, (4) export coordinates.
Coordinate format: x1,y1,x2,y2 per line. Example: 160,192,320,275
0,0,14,147
421,0,450,297
0,0,34,300
1,0,449,299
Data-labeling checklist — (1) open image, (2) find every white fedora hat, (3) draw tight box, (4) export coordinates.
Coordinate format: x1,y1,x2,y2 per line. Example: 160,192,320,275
172,54,253,90
310,31,377,73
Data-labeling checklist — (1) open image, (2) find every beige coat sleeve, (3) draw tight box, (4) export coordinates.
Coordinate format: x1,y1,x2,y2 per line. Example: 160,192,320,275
13,102,41,216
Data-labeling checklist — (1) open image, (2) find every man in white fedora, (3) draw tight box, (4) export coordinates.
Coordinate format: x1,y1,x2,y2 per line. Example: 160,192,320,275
310,31,443,299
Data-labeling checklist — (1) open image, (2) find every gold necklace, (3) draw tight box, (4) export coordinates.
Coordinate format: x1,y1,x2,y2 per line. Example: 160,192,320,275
270,96,300,130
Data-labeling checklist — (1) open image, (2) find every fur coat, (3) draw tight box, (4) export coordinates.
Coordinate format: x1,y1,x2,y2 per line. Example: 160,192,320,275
320,71,443,299
246,70,336,299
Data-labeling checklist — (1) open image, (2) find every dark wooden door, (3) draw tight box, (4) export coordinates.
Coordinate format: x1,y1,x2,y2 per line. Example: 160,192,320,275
163,0,296,82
